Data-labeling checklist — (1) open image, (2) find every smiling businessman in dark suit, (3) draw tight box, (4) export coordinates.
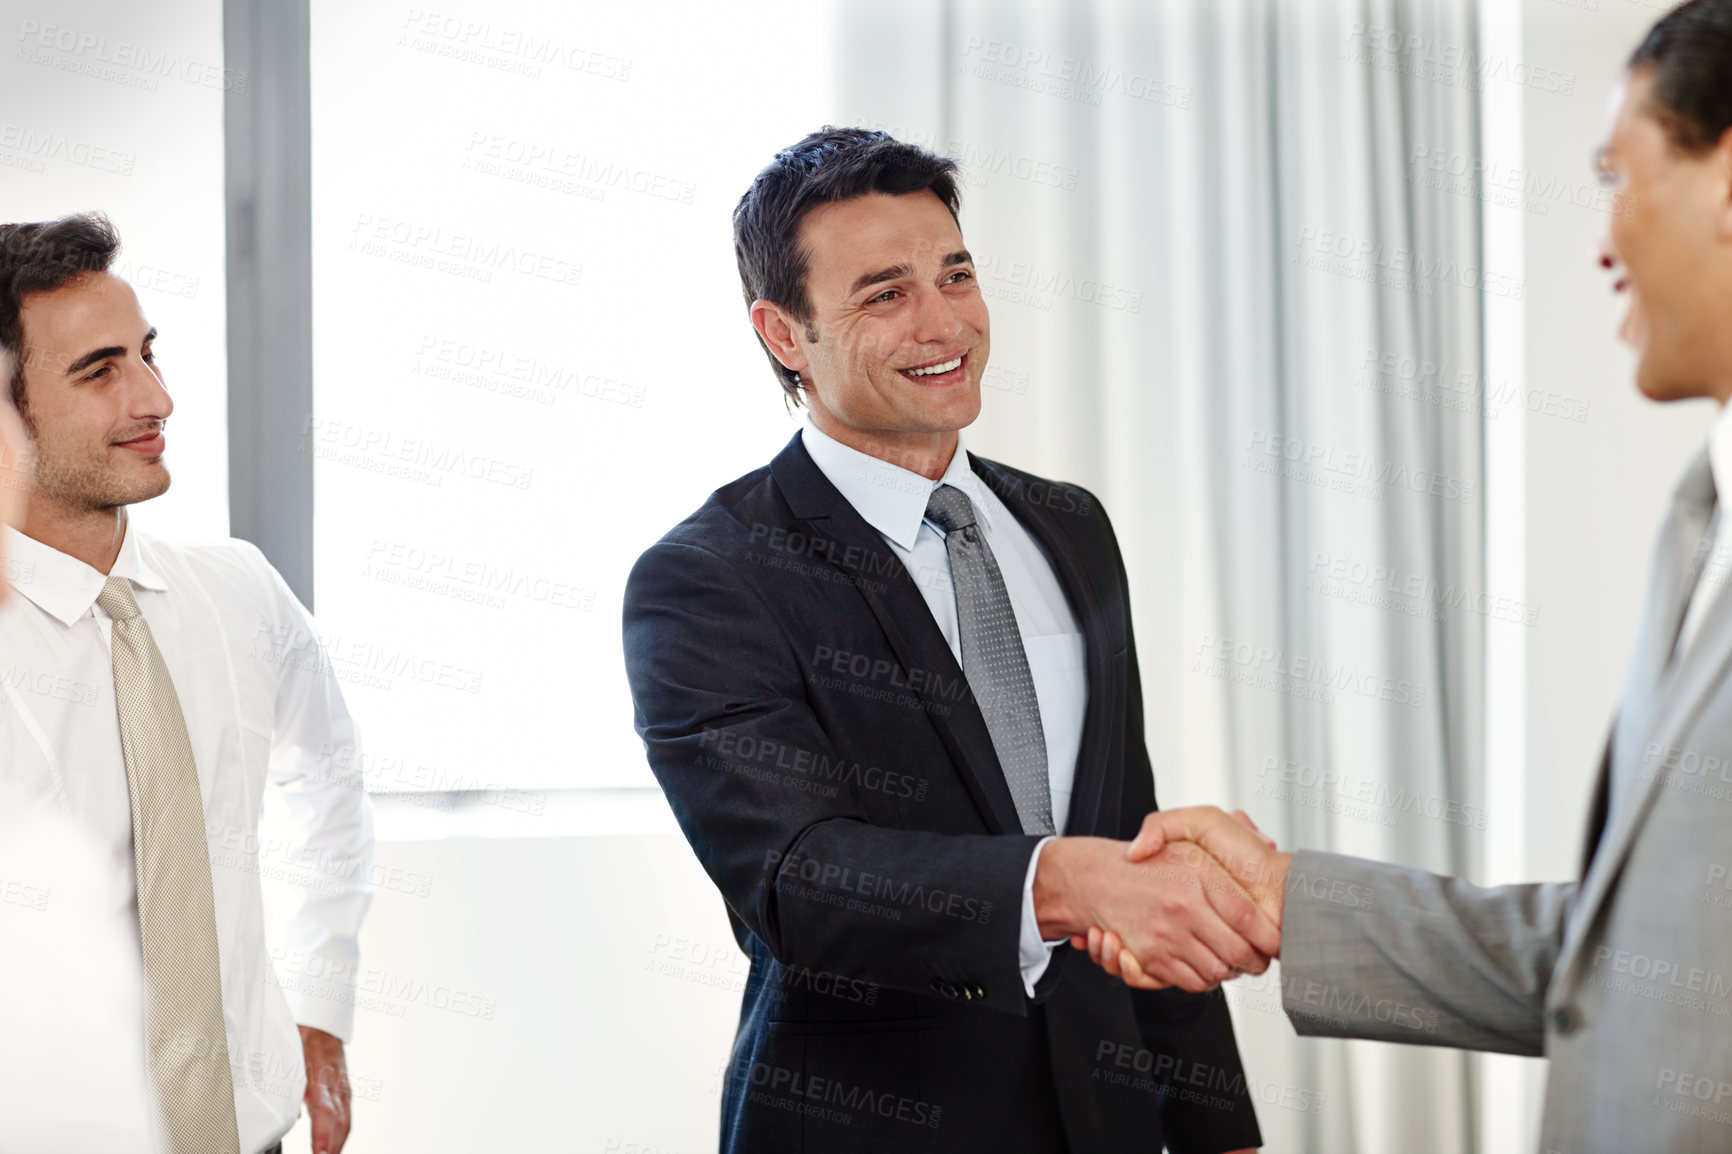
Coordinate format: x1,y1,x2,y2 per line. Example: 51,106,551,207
622,128,1273,1153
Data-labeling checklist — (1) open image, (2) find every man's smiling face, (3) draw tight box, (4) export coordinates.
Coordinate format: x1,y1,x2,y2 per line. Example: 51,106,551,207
1596,69,1732,404
17,271,173,514
782,190,989,442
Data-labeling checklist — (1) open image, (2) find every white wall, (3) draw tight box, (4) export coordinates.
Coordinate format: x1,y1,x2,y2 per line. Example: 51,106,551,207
283,830,739,1153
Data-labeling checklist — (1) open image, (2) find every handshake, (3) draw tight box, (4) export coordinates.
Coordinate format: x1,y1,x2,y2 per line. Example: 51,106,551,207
1033,807,1292,993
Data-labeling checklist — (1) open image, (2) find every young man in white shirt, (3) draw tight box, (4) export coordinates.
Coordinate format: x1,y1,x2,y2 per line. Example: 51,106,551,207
3,343,166,1154
0,213,374,1154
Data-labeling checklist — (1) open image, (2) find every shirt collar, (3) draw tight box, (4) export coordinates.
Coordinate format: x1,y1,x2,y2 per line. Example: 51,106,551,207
800,418,994,551
1710,402,1732,520
3,516,168,627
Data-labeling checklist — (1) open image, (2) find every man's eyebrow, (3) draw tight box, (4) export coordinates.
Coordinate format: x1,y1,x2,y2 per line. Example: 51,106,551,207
64,345,127,375
848,252,975,297
849,263,913,297
64,328,155,376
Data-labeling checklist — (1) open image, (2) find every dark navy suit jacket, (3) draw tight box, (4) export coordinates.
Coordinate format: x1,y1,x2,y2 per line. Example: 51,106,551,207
623,433,1261,1153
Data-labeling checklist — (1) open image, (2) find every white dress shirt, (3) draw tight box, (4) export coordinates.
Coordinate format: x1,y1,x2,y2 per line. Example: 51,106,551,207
1678,403,1732,657
800,421,1087,995
0,520,375,1154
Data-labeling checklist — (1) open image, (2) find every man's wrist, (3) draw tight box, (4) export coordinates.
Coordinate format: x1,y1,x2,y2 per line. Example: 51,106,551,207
1034,837,1112,939
1032,837,1077,939
298,1026,346,1072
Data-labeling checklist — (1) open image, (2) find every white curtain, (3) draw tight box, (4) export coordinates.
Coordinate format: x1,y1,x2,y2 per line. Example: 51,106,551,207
840,1,1488,1150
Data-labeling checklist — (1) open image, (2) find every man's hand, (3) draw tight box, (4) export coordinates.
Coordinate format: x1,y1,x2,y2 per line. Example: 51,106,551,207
1129,807,1288,917
299,1026,351,1154
1072,808,1291,990
1033,836,1279,993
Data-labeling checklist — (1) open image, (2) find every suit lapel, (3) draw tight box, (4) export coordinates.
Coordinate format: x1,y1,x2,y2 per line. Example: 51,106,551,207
1558,451,1716,983
768,435,1023,836
970,455,1119,838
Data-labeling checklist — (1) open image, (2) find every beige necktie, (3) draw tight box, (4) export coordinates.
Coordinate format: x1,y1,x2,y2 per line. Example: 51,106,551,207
98,576,241,1154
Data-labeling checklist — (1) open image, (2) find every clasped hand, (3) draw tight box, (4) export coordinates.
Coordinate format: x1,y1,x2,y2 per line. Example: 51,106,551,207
1036,807,1291,993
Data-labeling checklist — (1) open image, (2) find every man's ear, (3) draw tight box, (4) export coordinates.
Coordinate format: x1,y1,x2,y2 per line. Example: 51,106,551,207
1713,124,1732,241
750,299,810,376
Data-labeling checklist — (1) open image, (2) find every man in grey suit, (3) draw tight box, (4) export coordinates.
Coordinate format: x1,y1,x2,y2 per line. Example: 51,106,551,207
1081,2,1732,1150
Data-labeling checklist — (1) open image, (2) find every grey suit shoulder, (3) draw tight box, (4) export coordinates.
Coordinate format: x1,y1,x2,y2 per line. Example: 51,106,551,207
1279,450,1732,1152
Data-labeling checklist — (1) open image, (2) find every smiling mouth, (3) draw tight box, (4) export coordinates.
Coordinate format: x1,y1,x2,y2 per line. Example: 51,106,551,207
898,353,967,382
113,428,165,453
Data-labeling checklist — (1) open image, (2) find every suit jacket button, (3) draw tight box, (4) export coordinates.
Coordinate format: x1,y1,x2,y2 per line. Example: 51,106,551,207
972,985,985,999
1551,1006,1578,1035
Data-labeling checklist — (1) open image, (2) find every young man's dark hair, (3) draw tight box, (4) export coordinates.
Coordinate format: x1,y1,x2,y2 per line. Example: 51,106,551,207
0,212,122,413
1629,0,1732,153
732,127,962,406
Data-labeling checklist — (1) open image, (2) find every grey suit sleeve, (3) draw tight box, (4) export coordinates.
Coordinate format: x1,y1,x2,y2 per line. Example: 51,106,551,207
1279,850,1578,1057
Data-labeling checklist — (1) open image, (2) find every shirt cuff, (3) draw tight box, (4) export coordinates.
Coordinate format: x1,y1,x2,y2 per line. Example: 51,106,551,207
1019,835,1064,997
280,974,357,1043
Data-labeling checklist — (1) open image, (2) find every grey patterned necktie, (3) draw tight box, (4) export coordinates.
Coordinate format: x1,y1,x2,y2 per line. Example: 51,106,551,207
97,576,241,1154
925,484,1055,835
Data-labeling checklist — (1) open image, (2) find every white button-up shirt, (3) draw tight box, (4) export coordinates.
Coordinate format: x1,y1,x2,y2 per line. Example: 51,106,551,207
1679,403,1732,657
0,521,375,1154
800,421,1087,994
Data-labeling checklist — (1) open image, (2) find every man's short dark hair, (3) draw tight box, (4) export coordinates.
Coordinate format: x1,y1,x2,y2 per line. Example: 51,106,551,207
0,212,122,412
1630,0,1732,154
733,127,962,407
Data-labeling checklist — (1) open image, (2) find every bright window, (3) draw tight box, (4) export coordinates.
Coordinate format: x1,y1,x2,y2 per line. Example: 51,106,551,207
310,0,842,793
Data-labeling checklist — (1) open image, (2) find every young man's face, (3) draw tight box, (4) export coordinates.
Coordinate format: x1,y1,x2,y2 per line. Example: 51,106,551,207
1598,69,1732,403
773,190,990,440
16,271,172,513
